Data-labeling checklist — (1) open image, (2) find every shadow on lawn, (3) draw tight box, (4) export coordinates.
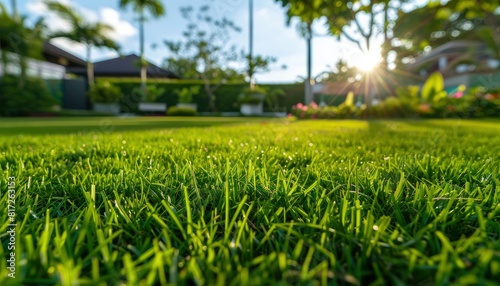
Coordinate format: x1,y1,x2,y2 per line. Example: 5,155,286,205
0,117,272,136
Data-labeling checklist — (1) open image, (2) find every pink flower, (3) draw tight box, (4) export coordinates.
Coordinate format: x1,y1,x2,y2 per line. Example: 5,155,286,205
452,91,464,98
297,103,304,109
310,101,318,109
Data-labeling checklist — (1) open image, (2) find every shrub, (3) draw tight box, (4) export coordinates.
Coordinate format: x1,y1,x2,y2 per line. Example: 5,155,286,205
99,78,304,112
166,106,196,116
364,97,411,118
131,85,166,103
238,97,262,105
238,86,266,106
175,86,200,103
0,75,57,116
88,81,122,103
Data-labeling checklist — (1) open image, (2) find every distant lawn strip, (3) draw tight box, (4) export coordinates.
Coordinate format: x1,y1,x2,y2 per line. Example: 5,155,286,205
0,119,499,285
0,116,269,135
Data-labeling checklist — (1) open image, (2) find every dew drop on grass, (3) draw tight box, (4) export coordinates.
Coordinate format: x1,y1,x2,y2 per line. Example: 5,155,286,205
373,225,379,231
30,210,39,219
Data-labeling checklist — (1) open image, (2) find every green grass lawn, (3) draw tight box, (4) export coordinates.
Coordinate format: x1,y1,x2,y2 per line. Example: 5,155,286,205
0,117,268,136
0,118,499,285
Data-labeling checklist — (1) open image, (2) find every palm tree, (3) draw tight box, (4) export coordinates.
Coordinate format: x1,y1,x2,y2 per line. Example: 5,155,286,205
10,0,18,20
0,3,45,82
45,1,120,87
118,0,165,89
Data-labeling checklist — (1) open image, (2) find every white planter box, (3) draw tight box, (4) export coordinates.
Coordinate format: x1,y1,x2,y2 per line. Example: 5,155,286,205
93,103,120,114
240,102,263,115
176,103,197,111
138,102,167,112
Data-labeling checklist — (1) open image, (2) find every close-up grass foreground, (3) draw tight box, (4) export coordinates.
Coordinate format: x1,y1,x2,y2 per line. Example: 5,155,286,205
0,117,499,285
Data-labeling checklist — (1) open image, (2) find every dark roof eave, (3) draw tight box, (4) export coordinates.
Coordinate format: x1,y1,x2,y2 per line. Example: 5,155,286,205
43,42,87,67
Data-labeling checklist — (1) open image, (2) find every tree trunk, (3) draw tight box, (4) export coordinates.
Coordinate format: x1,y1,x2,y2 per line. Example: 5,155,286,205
86,45,94,87
11,0,18,21
248,0,254,90
383,3,389,68
305,22,313,104
139,9,147,92
204,82,217,112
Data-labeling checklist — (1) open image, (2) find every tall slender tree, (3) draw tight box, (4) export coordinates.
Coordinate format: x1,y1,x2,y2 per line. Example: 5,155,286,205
0,3,45,83
248,0,254,90
118,0,165,90
274,0,320,104
275,0,349,104
10,0,18,20
46,1,120,87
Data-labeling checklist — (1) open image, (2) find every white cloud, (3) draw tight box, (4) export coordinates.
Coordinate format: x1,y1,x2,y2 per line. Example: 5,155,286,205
51,38,86,57
26,0,136,60
26,0,136,41
27,0,73,32
99,8,137,42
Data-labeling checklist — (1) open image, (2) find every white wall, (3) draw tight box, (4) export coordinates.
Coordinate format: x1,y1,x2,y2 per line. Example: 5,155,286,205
0,51,65,79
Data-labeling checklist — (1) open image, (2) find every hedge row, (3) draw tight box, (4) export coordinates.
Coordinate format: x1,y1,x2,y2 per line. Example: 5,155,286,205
0,75,58,116
97,78,305,113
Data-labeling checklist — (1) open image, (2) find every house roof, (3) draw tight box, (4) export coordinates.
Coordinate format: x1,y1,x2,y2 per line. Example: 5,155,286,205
43,42,86,67
406,40,488,70
68,54,179,79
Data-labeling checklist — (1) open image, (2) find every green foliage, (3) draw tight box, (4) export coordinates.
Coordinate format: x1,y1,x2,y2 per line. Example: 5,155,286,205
241,86,267,97
0,75,57,116
164,5,278,111
118,0,165,19
421,71,447,103
0,118,499,284
344,91,355,107
293,78,500,119
238,97,262,105
99,78,304,112
131,85,166,102
0,3,45,77
46,1,120,85
88,81,122,103
238,86,266,105
392,0,500,68
166,106,196,116
265,87,287,109
175,86,200,103
163,5,244,111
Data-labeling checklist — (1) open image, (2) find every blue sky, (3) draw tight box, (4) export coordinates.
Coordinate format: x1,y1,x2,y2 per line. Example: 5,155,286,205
3,0,396,83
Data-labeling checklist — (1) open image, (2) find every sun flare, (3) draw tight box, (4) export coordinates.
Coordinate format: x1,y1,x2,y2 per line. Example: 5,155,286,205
353,50,381,72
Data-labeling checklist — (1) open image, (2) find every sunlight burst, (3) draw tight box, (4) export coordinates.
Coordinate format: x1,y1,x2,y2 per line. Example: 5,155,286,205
353,50,381,72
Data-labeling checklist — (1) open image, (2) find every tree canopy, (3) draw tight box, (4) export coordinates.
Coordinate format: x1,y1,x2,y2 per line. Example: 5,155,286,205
46,1,120,86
